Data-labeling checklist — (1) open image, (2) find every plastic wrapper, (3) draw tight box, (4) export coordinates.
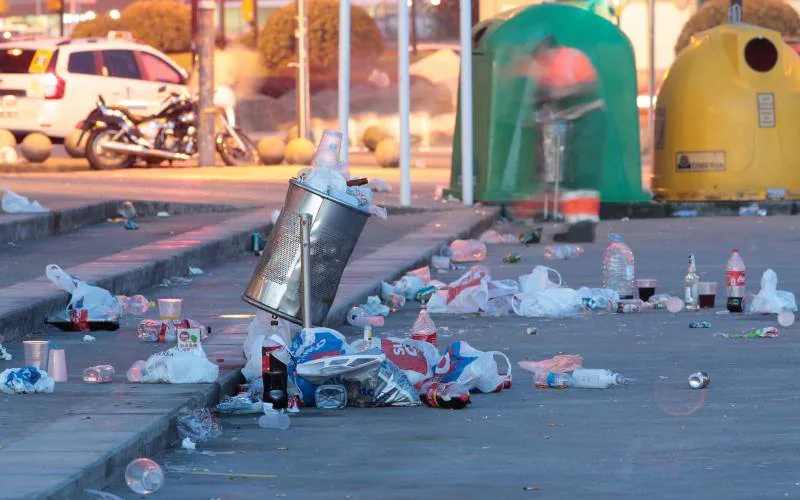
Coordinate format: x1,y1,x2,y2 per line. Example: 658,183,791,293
241,312,293,382
479,229,518,245
177,408,222,442
290,327,352,405
346,307,385,327
139,347,219,384
46,264,121,322
0,367,54,394
518,354,584,375
449,239,487,263
519,265,562,294
512,288,583,318
345,359,421,407
577,287,620,310
361,295,390,317
434,341,511,393
137,318,210,343
216,393,263,415
1,188,48,213
426,265,491,314
748,269,798,314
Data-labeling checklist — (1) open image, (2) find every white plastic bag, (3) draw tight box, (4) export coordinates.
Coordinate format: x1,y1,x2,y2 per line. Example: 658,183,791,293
426,265,491,314
45,264,122,321
749,269,798,314
519,266,562,294
1,188,48,213
242,311,292,382
139,347,219,384
577,287,620,310
435,341,511,393
0,367,54,394
512,288,583,318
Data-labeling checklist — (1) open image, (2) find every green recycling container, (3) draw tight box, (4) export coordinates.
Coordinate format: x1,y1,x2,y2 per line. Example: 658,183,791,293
450,3,646,203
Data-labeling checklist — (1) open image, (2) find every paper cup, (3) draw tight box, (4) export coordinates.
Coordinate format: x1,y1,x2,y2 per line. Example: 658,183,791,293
158,298,183,320
23,340,50,371
48,349,67,382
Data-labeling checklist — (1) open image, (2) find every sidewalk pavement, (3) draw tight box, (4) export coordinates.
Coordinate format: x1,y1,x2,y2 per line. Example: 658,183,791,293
106,215,800,499
0,206,497,499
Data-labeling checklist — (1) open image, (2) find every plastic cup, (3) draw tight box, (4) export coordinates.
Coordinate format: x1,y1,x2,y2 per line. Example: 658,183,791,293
636,278,657,302
48,348,67,382
778,311,795,327
158,298,183,320
666,297,684,314
698,282,717,309
23,340,50,371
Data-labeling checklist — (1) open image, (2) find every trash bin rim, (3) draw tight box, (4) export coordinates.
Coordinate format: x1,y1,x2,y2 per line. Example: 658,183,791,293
288,178,372,217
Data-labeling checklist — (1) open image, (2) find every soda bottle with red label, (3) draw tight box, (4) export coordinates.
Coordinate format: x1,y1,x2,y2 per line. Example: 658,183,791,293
726,249,746,313
419,380,471,409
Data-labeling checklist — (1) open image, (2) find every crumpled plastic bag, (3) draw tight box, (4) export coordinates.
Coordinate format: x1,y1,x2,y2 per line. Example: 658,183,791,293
177,407,222,442
1,188,48,213
519,266,562,294
518,354,584,375
369,178,392,192
0,367,54,394
368,337,441,388
577,287,620,310
512,288,583,318
290,327,351,405
241,311,293,382
46,264,121,321
449,239,487,263
479,229,518,245
139,347,219,384
434,341,511,393
748,269,798,314
344,359,421,407
427,265,490,314
361,295,390,317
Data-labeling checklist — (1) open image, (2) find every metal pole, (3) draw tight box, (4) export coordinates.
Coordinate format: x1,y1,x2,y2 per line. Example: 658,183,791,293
251,0,259,48
219,0,226,44
410,0,418,55
297,0,311,141
646,0,655,168
59,0,64,37
459,0,474,206
198,0,216,167
398,0,411,206
299,214,313,328
338,0,350,165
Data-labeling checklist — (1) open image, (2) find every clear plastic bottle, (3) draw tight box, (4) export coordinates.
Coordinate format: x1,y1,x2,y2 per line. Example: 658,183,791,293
82,364,115,383
726,248,746,313
126,360,147,382
125,457,164,495
570,368,624,388
258,404,291,430
118,295,150,316
449,239,488,263
533,371,571,388
411,307,437,344
602,233,635,299
544,245,584,260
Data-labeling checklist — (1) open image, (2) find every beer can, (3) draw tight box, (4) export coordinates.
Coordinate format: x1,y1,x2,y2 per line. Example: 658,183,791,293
503,252,522,264
688,371,710,389
251,233,263,254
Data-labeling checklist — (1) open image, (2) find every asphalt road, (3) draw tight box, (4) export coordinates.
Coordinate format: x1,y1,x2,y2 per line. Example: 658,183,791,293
104,215,800,499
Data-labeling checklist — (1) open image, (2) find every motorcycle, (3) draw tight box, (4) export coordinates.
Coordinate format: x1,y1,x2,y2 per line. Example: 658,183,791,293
79,88,257,170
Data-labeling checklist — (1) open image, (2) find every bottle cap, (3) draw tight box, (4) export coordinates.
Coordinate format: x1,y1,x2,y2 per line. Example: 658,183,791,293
732,248,739,252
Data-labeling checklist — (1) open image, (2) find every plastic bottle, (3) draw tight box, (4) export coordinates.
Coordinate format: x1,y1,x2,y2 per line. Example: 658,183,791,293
346,307,385,327
449,239,488,263
125,458,164,495
118,201,137,220
126,360,147,382
533,371,571,388
420,381,471,409
118,295,150,316
602,233,635,299
258,404,291,429
726,249,746,313
82,364,115,383
544,245,584,260
411,307,437,345
570,368,624,388
262,320,289,410
684,254,700,311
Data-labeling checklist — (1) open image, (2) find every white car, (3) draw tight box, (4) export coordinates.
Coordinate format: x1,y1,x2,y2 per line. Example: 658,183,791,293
0,34,188,141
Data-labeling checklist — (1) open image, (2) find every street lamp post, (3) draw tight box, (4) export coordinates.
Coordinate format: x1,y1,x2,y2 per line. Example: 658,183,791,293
197,0,216,167
296,0,311,141
338,0,350,165
459,0,474,206
398,0,412,206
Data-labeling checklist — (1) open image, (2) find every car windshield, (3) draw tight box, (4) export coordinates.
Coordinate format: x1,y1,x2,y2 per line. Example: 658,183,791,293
0,48,37,73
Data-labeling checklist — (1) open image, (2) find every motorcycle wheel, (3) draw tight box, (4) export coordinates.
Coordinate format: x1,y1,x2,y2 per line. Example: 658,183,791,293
217,131,257,166
86,127,135,170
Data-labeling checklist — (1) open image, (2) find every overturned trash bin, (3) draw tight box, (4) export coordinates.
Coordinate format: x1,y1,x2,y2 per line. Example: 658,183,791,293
242,179,370,326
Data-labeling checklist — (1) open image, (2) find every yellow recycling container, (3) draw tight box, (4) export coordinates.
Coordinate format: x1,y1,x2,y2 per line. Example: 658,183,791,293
653,23,800,201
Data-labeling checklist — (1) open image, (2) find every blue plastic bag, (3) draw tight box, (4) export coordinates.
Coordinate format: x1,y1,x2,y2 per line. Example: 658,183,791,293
433,341,511,393
290,328,350,406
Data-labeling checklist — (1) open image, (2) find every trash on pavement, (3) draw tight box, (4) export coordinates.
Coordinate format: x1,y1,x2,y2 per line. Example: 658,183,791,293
512,287,583,318
241,312,292,382
431,255,452,270
82,364,114,383
345,358,421,407
419,380,471,409
427,265,491,314
181,437,196,450
607,299,642,314
48,347,67,382
688,371,710,389
672,209,698,218
117,295,151,316
406,265,432,284
138,347,219,384
715,326,779,339
258,404,291,430
415,285,439,304
290,328,352,405
0,367,54,394
518,354,584,375
347,307,385,327
1,188,48,213
748,269,798,314
519,228,543,245
118,201,136,219
296,353,385,384
739,203,767,217
315,384,348,409
45,264,122,329
689,321,712,329
188,266,203,276
216,393,263,415
352,336,441,387
778,311,795,327
534,371,570,388
503,252,522,263
384,291,406,312
123,219,139,230
434,341,512,393
361,295,390,317
411,307,437,344
449,239,488,263
0,344,11,361
156,211,170,218
125,457,165,495
368,178,392,192
126,360,147,382
82,334,96,343
137,318,210,343
177,407,222,442
570,368,624,388
666,297,685,313
479,229,518,245
519,266,562,294
577,287,619,311
544,245,583,260
526,327,538,335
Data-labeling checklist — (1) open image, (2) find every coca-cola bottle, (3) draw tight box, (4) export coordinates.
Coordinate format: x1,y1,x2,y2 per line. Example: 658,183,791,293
726,249,746,313
411,307,437,345
420,380,471,409
261,320,289,410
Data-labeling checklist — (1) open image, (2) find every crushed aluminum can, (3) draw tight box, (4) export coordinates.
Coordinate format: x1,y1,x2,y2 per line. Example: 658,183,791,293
608,300,641,314
688,371,710,389
519,228,543,245
124,219,139,231
415,285,438,304
502,252,522,264
582,297,597,310
689,321,712,329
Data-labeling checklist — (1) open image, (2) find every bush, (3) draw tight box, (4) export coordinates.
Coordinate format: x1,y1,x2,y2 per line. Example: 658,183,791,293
259,0,384,73
123,0,191,53
675,0,800,54
71,16,127,38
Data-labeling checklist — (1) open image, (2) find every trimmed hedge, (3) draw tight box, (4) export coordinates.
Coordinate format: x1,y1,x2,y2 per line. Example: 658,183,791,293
675,0,800,54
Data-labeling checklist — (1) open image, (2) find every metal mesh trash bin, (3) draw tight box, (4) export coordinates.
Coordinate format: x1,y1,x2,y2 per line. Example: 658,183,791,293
242,179,370,325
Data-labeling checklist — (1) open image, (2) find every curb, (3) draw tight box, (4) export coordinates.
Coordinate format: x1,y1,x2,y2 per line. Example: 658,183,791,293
0,200,247,247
